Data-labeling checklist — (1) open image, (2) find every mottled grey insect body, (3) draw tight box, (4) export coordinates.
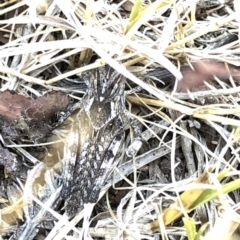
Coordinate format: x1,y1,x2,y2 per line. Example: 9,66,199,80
81,65,125,129
61,65,126,217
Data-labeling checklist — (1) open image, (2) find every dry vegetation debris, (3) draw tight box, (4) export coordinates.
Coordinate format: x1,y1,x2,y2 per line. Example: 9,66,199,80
0,0,240,239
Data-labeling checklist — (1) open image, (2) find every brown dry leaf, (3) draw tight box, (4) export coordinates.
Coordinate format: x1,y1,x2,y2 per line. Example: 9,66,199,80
0,90,69,141
177,61,239,91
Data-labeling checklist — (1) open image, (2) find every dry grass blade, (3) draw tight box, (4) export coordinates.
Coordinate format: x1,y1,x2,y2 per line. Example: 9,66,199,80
0,0,240,239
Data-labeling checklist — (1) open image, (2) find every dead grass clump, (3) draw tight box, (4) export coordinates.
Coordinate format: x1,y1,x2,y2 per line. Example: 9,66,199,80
0,0,240,239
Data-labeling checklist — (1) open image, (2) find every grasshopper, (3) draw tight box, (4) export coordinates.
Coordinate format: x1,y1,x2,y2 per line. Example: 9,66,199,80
61,65,126,217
